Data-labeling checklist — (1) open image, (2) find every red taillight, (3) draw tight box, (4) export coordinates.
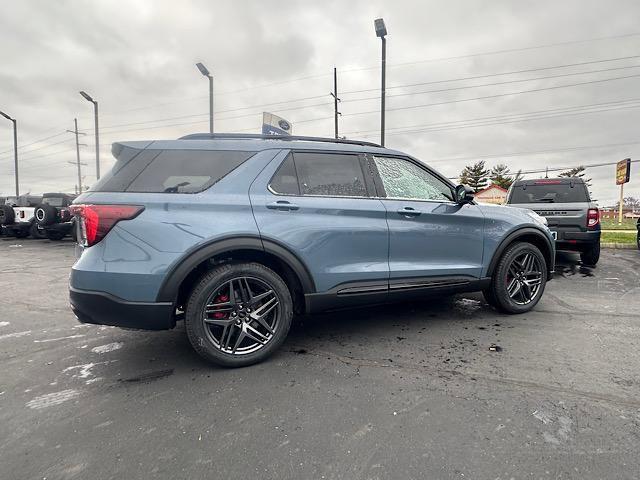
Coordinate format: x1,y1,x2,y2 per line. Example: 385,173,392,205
69,204,144,246
587,208,599,228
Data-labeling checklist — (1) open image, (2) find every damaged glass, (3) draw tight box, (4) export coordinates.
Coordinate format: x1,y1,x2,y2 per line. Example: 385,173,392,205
374,156,453,201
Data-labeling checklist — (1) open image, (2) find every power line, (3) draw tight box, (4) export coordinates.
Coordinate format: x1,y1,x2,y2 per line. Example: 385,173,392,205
341,54,640,95
84,72,640,140
341,63,640,104
0,130,68,157
517,158,640,175
342,73,640,118
344,98,640,136
429,140,640,164
352,103,640,139
340,32,640,74
0,137,74,163
75,114,335,139
95,101,332,132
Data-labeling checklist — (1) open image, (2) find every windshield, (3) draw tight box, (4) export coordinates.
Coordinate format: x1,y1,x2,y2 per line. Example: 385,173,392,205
509,183,589,203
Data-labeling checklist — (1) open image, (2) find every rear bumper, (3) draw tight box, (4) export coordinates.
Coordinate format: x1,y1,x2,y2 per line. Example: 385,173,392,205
69,287,175,330
553,228,600,249
2,222,31,233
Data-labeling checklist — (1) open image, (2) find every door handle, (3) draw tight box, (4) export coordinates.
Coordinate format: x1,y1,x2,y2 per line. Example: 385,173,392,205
266,200,300,211
397,206,421,217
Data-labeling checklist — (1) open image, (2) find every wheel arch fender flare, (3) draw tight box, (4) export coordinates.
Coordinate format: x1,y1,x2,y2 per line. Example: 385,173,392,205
156,235,316,303
486,227,554,278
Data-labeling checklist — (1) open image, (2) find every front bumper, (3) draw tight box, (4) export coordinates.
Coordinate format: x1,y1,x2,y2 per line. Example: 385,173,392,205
69,287,175,330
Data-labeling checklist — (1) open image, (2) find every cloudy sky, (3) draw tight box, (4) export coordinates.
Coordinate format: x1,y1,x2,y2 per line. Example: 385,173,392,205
1,0,638,204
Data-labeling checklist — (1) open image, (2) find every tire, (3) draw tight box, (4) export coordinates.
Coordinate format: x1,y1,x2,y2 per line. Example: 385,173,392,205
580,242,600,267
34,204,57,226
0,205,15,225
637,232,640,251
185,262,293,368
488,242,547,314
30,223,48,239
46,230,66,241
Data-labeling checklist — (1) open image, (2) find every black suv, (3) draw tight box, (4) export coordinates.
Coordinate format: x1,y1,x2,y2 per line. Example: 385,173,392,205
506,177,601,265
33,193,77,240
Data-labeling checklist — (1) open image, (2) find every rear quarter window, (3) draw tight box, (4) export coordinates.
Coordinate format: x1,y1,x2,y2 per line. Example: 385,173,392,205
92,149,253,193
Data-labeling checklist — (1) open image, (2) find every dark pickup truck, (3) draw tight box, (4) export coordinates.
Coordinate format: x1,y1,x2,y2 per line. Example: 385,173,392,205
506,177,601,266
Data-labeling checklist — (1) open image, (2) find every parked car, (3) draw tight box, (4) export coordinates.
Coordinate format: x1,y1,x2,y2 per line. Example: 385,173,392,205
0,195,43,238
637,217,639,250
69,134,555,367
505,177,601,266
33,193,77,240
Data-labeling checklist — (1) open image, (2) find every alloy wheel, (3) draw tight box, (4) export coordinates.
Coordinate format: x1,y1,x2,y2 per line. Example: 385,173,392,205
202,276,280,355
505,251,543,305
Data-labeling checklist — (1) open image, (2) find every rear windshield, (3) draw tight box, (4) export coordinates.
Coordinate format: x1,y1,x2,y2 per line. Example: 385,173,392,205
509,182,589,204
92,148,254,193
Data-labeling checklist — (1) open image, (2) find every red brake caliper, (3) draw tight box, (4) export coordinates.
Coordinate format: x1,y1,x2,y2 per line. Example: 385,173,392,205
212,294,229,319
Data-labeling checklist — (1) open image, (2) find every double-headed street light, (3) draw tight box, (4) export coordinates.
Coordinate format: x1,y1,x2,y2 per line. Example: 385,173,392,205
79,91,100,180
0,109,19,196
374,18,387,147
196,62,214,134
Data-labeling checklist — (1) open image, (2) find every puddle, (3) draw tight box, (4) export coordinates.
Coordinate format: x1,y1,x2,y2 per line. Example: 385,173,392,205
556,264,594,277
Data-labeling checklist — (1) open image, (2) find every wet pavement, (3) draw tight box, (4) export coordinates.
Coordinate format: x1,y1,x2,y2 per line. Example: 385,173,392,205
1,238,639,479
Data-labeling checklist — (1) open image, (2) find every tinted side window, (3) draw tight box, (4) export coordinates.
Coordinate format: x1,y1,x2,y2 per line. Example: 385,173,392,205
373,156,453,201
126,150,253,193
294,152,367,197
269,154,300,195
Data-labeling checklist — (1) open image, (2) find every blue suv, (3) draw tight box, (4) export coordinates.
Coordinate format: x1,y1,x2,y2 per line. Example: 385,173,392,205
70,134,554,367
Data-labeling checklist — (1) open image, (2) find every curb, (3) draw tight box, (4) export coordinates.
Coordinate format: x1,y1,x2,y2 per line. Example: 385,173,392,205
601,243,637,249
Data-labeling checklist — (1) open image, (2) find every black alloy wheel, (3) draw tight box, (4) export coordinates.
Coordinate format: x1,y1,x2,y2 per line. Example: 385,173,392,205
185,262,293,367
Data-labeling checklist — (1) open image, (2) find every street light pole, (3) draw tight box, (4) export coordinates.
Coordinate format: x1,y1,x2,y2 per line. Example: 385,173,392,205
196,62,214,134
0,110,19,196
374,18,388,147
79,91,100,180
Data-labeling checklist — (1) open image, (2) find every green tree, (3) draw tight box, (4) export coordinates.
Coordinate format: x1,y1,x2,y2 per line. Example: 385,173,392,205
489,163,515,189
459,161,489,192
559,165,592,187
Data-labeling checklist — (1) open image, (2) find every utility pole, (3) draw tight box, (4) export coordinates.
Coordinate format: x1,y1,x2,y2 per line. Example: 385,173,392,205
67,119,87,193
0,110,19,196
330,67,341,139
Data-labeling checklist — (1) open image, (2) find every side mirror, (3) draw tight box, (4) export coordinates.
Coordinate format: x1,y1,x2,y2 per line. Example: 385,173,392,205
455,184,475,205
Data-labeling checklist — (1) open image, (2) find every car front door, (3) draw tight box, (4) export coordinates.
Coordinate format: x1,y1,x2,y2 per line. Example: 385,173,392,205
250,149,389,301
370,155,485,286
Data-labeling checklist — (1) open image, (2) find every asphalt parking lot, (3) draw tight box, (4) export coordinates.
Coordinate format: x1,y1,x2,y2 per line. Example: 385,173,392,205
1,238,639,480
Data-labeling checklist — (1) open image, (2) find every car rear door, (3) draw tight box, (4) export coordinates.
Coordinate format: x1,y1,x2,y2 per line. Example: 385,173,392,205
249,149,389,298
369,154,485,286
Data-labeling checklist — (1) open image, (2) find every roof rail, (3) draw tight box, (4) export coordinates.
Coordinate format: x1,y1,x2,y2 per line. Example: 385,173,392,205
178,133,382,148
